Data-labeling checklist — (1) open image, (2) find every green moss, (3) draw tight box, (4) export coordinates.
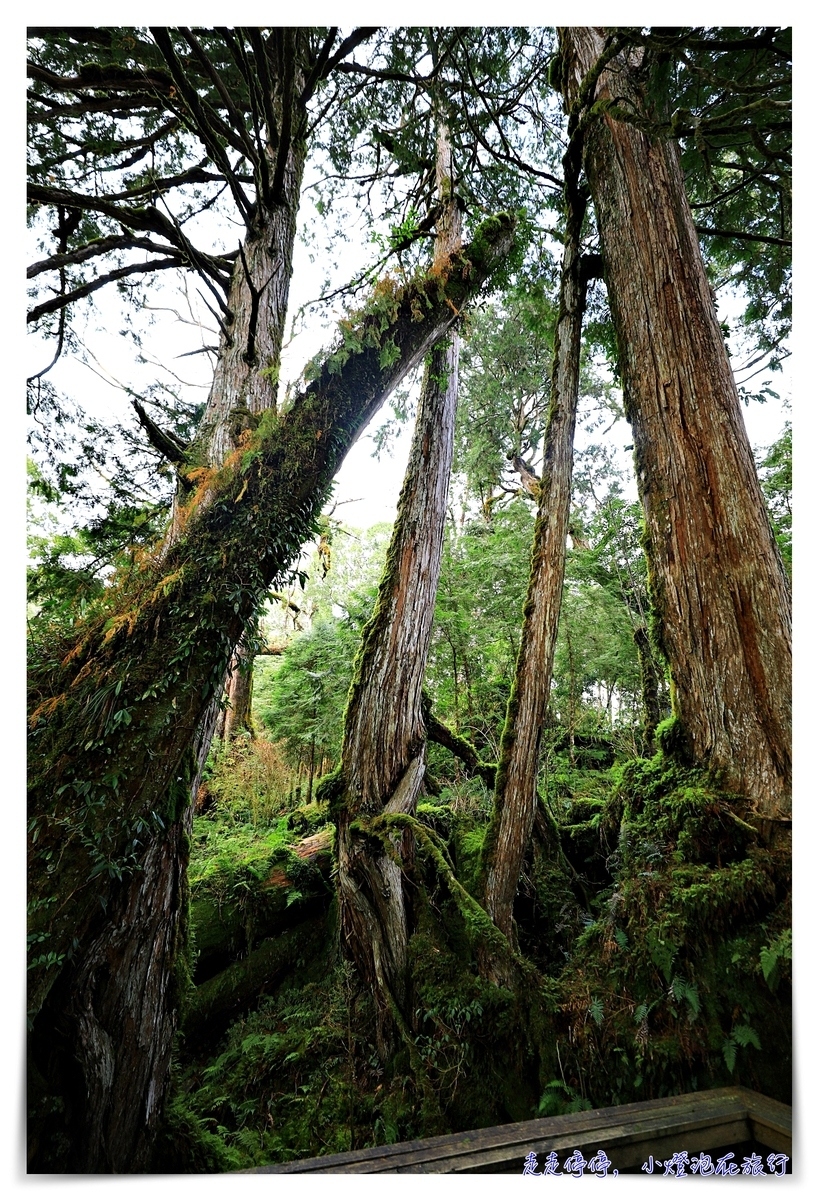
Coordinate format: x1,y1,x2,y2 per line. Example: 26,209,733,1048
655,714,695,766
556,753,791,1107
315,763,345,820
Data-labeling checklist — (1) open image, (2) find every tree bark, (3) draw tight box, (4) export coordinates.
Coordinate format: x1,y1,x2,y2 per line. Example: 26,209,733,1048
27,215,513,1171
481,135,589,945
177,41,308,788
220,638,255,742
336,336,460,1039
337,121,462,1048
634,623,663,749
559,28,791,822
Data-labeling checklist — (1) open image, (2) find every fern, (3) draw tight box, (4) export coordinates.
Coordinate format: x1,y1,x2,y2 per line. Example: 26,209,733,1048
588,996,604,1025
760,928,791,991
669,974,700,1020
733,1023,761,1051
722,1037,737,1073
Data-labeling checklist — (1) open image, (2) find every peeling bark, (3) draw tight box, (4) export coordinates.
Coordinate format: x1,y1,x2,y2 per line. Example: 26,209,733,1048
337,122,463,1048
481,131,589,946
560,27,791,821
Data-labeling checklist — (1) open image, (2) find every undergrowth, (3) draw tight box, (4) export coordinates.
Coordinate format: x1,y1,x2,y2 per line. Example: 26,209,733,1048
167,747,791,1171
554,755,791,1108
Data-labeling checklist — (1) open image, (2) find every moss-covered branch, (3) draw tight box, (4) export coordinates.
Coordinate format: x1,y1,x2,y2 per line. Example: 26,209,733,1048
184,916,327,1042
422,696,497,790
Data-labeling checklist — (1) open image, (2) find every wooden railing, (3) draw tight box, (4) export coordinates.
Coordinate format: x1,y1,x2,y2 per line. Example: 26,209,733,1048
242,1086,791,1175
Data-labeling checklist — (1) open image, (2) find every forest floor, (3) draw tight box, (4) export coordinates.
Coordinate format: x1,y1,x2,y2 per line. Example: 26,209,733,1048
157,733,792,1173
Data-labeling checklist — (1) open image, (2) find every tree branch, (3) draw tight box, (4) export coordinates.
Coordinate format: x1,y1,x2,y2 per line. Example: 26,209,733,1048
29,235,182,279
149,27,254,222
131,399,189,464
319,27,381,79
695,224,791,248
177,28,258,165
299,27,339,106
423,698,497,789
28,257,181,323
269,27,296,206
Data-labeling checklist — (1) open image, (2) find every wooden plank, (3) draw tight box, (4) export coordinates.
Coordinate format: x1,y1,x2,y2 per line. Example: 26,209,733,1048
248,1091,738,1173
246,1087,792,1174
735,1086,792,1155
320,1102,749,1174
339,1107,753,1174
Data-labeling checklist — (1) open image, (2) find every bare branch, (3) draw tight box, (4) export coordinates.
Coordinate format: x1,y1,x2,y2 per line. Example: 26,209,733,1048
28,257,181,323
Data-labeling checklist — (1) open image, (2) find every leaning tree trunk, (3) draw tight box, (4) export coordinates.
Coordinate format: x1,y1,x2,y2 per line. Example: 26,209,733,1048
27,216,513,1171
337,120,462,1050
480,131,589,947
559,27,791,824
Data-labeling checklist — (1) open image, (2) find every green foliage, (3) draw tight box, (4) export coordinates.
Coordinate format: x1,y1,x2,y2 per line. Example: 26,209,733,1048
556,754,790,1106
756,423,791,574
455,283,556,505
537,1079,592,1117
201,736,292,824
178,957,417,1168
759,927,791,992
189,803,331,910
427,500,534,753
256,620,357,780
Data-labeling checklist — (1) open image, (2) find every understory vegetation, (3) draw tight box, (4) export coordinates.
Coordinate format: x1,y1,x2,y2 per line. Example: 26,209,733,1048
152,467,791,1171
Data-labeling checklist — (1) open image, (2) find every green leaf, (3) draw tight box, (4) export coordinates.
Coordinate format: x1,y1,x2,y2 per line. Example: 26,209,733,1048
722,1037,737,1073
733,1023,761,1051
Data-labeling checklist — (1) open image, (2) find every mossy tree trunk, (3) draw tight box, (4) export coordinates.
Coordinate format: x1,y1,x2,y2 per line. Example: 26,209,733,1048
336,120,463,1051
634,623,664,751
480,131,589,948
26,215,513,1171
559,27,791,824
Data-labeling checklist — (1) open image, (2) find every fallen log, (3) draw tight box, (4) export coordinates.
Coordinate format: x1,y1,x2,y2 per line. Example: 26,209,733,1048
184,914,329,1043
192,827,333,983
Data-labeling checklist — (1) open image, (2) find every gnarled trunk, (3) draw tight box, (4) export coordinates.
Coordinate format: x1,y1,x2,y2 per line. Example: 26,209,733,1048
27,214,513,1171
336,333,460,1041
560,27,791,822
337,121,462,1047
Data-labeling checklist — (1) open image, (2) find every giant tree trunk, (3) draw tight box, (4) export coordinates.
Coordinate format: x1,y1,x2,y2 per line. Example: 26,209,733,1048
27,216,513,1171
560,27,791,823
337,121,462,1048
481,136,589,945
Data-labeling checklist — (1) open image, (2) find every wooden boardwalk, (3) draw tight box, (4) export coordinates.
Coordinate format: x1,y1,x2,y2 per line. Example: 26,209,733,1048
243,1086,791,1174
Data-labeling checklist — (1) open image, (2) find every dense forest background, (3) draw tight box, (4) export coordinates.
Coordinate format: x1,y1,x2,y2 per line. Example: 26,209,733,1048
25,25,791,1174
